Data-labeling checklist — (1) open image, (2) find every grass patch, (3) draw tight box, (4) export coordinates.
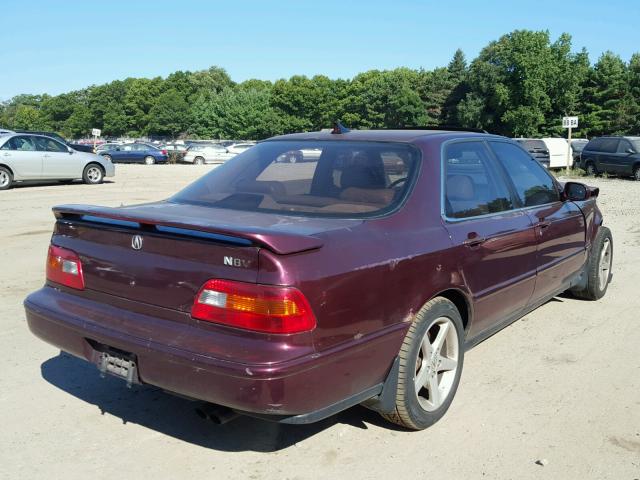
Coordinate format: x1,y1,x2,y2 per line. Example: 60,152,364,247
550,167,586,179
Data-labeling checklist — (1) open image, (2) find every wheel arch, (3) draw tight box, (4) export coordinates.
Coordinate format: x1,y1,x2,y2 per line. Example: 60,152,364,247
0,163,15,176
430,288,472,335
84,161,105,173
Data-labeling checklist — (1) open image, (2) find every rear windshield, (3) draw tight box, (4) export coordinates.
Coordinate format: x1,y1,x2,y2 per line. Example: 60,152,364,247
517,140,547,151
171,140,420,218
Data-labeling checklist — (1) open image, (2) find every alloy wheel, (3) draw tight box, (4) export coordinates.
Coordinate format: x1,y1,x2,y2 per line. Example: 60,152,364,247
86,166,102,183
414,317,459,412
0,171,9,188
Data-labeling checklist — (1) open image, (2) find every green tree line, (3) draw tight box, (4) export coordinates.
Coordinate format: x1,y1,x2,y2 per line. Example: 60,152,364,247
2,30,639,140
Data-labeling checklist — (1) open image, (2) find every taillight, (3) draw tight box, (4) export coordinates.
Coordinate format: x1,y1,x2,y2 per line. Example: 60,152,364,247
161,149,168,155
46,245,85,290
192,279,316,334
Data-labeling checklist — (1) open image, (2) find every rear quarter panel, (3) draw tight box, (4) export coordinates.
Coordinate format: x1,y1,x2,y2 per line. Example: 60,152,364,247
256,138,469,386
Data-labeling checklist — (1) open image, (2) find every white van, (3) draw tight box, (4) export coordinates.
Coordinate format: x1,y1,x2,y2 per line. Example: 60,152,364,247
541,138,573,169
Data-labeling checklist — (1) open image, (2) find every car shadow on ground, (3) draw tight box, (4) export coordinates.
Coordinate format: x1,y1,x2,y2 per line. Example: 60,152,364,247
12,180,115,189
40,352,401,452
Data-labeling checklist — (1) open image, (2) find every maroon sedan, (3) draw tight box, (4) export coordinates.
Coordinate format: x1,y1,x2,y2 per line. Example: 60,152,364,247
25,128,613,430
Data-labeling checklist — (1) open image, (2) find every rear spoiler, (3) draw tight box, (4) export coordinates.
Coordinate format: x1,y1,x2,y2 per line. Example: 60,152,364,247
53,204,324,255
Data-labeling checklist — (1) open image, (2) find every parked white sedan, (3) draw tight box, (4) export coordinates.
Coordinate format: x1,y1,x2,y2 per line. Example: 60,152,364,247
182,144,235,165
0,133,115,190
226,142,255,155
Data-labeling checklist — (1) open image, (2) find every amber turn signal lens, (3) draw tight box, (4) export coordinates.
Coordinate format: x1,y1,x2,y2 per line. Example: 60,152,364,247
192,279,316,334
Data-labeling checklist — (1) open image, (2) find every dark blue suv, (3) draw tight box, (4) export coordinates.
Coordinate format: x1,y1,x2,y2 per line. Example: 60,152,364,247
580,136,640,179
99,143,168,165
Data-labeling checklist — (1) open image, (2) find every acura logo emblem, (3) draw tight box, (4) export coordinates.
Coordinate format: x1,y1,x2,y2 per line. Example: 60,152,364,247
131,235,143,250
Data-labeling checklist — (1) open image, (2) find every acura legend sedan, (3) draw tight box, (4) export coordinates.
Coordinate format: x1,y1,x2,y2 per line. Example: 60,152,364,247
25,127,612,430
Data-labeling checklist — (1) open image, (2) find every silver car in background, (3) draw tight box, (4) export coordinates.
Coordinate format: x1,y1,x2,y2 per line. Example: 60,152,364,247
0,133,115,190
226,142,255,155
182,144,235,165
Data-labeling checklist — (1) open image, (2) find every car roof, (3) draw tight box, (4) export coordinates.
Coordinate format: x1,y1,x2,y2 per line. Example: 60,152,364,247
268,129,501,143
0,132,63,141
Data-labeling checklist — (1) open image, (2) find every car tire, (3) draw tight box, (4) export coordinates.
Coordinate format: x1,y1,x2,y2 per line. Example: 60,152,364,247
381,297,464,430
633,165,640,181
0,166,13,190
194,157,205,165
585,161,597,176
102,154,112,163
144,156,155,165
571,226,613,301
82,163,104,185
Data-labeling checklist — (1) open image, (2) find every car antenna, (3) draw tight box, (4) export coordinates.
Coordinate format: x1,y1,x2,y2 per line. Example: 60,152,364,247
331,121,351,134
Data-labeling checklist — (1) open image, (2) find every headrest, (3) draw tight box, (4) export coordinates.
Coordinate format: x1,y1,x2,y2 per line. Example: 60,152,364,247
235,180,286,197
446,175,474,201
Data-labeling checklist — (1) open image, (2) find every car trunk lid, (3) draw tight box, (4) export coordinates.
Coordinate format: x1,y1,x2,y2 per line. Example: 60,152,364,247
50,202,355,312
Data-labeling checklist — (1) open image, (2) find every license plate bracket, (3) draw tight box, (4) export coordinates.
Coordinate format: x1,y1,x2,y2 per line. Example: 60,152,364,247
97,351,140,387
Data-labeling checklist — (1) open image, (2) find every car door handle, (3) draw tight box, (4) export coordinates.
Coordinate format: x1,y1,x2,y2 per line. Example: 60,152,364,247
2,152,10,156
463,236,486,248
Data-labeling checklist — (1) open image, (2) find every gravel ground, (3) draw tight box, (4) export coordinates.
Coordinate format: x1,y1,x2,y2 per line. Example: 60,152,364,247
0,166,639,480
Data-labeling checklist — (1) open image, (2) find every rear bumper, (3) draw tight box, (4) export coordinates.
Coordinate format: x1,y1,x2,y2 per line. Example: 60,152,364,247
25,287,403,418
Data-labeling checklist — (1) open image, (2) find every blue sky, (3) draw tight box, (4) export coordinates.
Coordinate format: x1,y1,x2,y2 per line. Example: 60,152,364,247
1,0,638,100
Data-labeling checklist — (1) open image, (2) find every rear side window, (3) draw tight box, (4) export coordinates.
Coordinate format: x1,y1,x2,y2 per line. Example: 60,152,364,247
518,140,546,151
584,139,600,151
490,141,560,207
172,140,420,218
587,138,618,153
0,136,37,151
444,141,514,219
600,138,619,153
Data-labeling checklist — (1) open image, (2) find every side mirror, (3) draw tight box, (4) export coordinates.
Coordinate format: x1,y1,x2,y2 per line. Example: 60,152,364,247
627,148,636,155
563,181,590,201
67,147,74,154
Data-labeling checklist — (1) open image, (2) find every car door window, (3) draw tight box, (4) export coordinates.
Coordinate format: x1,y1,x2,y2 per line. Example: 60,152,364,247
444,141,515,219
34,137,68,152
617,140,632,154
490,141,560,207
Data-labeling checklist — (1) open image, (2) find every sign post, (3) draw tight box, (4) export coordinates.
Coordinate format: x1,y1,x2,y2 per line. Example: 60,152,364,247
562,117,578,174
91,128,101,153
